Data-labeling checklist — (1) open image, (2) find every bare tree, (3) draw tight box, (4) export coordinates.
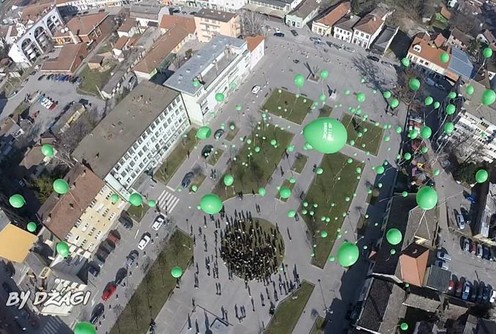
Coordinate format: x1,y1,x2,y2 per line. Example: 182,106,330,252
57,110,98,155
239,10,267,36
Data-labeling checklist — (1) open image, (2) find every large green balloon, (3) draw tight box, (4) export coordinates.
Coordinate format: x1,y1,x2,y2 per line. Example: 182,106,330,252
56,241,70,258
483,47,493,59
476,169,489,183
481,89,496,106
336,242,359,267
383,91,392,99
27,222,37,232
416,186,438,210
386,228,403,245
424,96,433,106
129,193,143,207
320,70,329,79
9,194,25,208
420,126,432,139
356,92,366,103
389,98,399,109
196,126,211,139
200,193,223,214
445,104,456,115
215,92,225,102
171,266,183,278
440,52,450,63
279,187,291,199
74,322,96,334
302,118,347,154
53,179,69,195
41,144,55,157
466,85,474,95
223,174,234,186
294,74,305,88
408,78,420,91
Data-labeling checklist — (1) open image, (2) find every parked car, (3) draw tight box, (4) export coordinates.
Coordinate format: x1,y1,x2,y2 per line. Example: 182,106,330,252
462,237,470,252
483,245,491,260
455,281,463,297
214,129,224,140
293,59,300,64
37,75,45,81
470,282,478,302
470,240,476,254
99,240,114,254
437,251,452,262
290,29,298,36
95,249,109,262
138,233,151,250
251,85,261,94
483,287,492,303
152,215,165,231
181,172,194,188
90,303,104,324
309,37,321,42
425,77,435,86
477,243,484,258
462,282,471,300
367,55,380,62
477,283,485,303
106,230,121,245
101,283,117,301
435,260,449,270
88,264,100,277
92,258,105,268
456,214,465,229
273,32,285,37
125,251,139,267
448,280,455,295
119,214,133,230
201,145,213,158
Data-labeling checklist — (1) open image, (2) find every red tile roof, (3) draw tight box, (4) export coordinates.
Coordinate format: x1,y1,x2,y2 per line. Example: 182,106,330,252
408,35,449,69
160,15,196,34
66,12,108,36
246,35,264,52
315,1,351,27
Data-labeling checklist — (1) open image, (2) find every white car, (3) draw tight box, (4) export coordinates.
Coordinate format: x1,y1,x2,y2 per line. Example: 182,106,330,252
138,234,151,250
152,215,165,231
456,214,465,229
41,98,53,109
435,260,449,270
251,85,261,94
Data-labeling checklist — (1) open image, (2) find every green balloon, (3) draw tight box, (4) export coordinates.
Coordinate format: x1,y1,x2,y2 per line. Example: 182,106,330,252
320,230,328,238
402,191,408,197
128,193,142,207
191,185,198,192
356,92,366,103
395,126,402,134
223,174,234,186
315,167,323,175
416,186,438,210
288,210,296,218
74,321,97,334
483,47,493,58
408,129,418,139
320,69,329,79
258,187,266,196
171,266,183,278
196,126,212,139
386,228,403,245
476,169,489,183
400,322,409,331
27,222,37,232
337,242,359,267
448,91,457,99
420,126,432,139
403,152,412,160
375,165,385,175
302,118,347,154
434,169,440,176
433,101,440,109
53,179,69,195
383,91,392,99
481,89,496,106
319,93,326,101
466,85,474,95
294,74,305,88
111,193,119,204
215,92,225,102
408,78,421,91
440,52,450,63
9,194,25,208
401,57,410,67
56,241,70,258
279,187,291,199
148,199,156,207
445,104,456,115
287,145,295,152
424,96,433,106
389,98,399,109
200,193,223,214
192,79,201,87
421,146,428,154
270,139,277,146
41,144,55,157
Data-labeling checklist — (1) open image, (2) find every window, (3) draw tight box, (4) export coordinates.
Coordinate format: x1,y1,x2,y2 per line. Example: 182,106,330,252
89,199,97,208
75,219,81,228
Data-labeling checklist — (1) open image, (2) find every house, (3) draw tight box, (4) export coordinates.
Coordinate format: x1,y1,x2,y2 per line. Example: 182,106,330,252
49,102,86,135
130,0,168,27
447,28,471,50
0,208,37,263
352,7,391,49
194,9,241,43
160,14,196,35
284,0,320,29
370,25,399,55
16,143,54,180
311,1,350,37
477,29,496,50
333,15,361,43
245,0,303,18
52,12,113,46
87,55,104,70
0,116,24,162
246,35,265,70
117,18,140,38
407,33,450,77
40,44,86,74
440,5,452,20
112,36,130,58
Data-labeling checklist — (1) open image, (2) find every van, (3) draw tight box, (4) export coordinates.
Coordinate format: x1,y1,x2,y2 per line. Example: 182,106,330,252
106,230,120,245
456,214,465,229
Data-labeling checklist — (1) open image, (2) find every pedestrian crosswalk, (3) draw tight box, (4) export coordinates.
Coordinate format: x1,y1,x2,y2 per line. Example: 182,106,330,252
40,315,70,334
156,190,180,214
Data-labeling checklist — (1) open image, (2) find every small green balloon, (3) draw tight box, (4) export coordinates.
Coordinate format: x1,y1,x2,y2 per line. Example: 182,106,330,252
279,187,291,199
191,185,198,192
466,85,474,95
481,89,496,106
110,193,119,204
389,98,399,109
315,167,323,175
53,179,69,195
421,146,428,154
41,144,55,157
402,191,408,197
395,126,402,134
401,57,410,67
196,126,212,139
356,92,366,103
420,126,432,139
288,210,296,218
258,187,266,196
129,193,143,207
408,78,421,91
476,169,489,183
433,101,440,109
400,322,409,331
443,122,454,134
223,174,234,187
294,74,305,88
215,92,225,102
403,152,412,160
383,91,392,99
424,96,433,106
440,52,450,63
433,169,440,176
9,194,25,209
445,104,456,115
171,266,183,278
320,69,329,79
375,165,385,175
74,322,97,334
386,228,403,245
483,47,493,59
448,91,457,99
27,222,37,232
56,241,70,258
320,230,328,238
147,199,156,207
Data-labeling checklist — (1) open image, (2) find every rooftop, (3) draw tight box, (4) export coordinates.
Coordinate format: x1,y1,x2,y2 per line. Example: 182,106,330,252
288,0,319,18
243,3,288,17
72,81,180,178
130,0,161,19
450,27,471,46
36,164,104,240
399,243,429,286
118,18,137,33
407,204,438,245
160,15,196,33
41,44,85,73
194,8,237,23
20,1,53,22
66,12,108,36
0,223,38,263
448,47,474,79
134,25,190,74
408,34,449,69
403,286,442,313
461,80,496,124
354,9,386,35
50,103,85,135
18,145,46,172
113,36,129,50
246,35,264,52
164,35,246,95
335,14,361,31
424,265,452,292
315,1,351,27
250,0,295,9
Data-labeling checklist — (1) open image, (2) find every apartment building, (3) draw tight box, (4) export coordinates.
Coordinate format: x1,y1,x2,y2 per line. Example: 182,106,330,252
193,9,240,42
36,164,124,257
73,81,190,199
164,35,250,125
311,1,350,36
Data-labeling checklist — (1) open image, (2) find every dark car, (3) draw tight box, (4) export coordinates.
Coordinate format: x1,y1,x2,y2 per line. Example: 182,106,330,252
470,282,478,302
461,236,470,252
477,283,485,303
462,282,471,300
95,249,109,262
274,32,285,37
367,55,380,62
92,257,105,268
293,59,300,64
214,129,224,140
115,269,127,286
119,214,133,230
483,245,491,260
90,304,104,324
181,172,194,188
99,240,114,254
125,250,139,268
482,287,492,303
201,145,214,158
88,264,100,277
290,29,298,36
37,75,45,81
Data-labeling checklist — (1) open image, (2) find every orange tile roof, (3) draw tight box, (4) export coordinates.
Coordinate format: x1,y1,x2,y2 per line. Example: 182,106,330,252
408,35,449,69
315,1,351,27
113,36,129,50
160,15,196,34
66,12,108,36
20,1,53,21
118,18,137,33
134,25,189,74
41,44,85,73
399,244,429,287
433,33,446,48
246,35,264,51
0,224,37,263
354,13,384,35
440,5,452,20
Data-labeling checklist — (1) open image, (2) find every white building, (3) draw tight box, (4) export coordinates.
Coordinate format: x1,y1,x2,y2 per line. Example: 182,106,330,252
73,81,190,199
246,35,264,70
285,0,320,29
311,1,350,36
164,35,250,126
333,15,360,43
8,6,63,67
351,7,390,49
182,0,247,12
55,0,129,13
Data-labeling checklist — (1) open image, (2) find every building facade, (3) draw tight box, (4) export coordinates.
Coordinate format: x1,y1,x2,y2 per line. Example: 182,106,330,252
193,9,241,43
56,0,130,14
73,81,190,199
333,15,360,43
284,0,320,28
246,35,264,70
311,1,350,36
164,36,250,125
351,8,389,49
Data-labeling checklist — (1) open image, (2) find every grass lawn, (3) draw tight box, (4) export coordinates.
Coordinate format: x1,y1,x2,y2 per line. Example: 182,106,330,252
78,64,115,96
110,230,193,334
213,123,294,200
292,154,308,174
318,105,333,117
126,203,149,222
225,125,239,141
265,281,315,334
155,129,198,185
301,152,363,268
263,89,314,124
207,148,224,166
310,316,326,334
341,113,383,156
279,179,295,202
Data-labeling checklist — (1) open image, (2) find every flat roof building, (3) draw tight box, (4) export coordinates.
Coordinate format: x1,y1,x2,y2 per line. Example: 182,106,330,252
193,9,241,42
